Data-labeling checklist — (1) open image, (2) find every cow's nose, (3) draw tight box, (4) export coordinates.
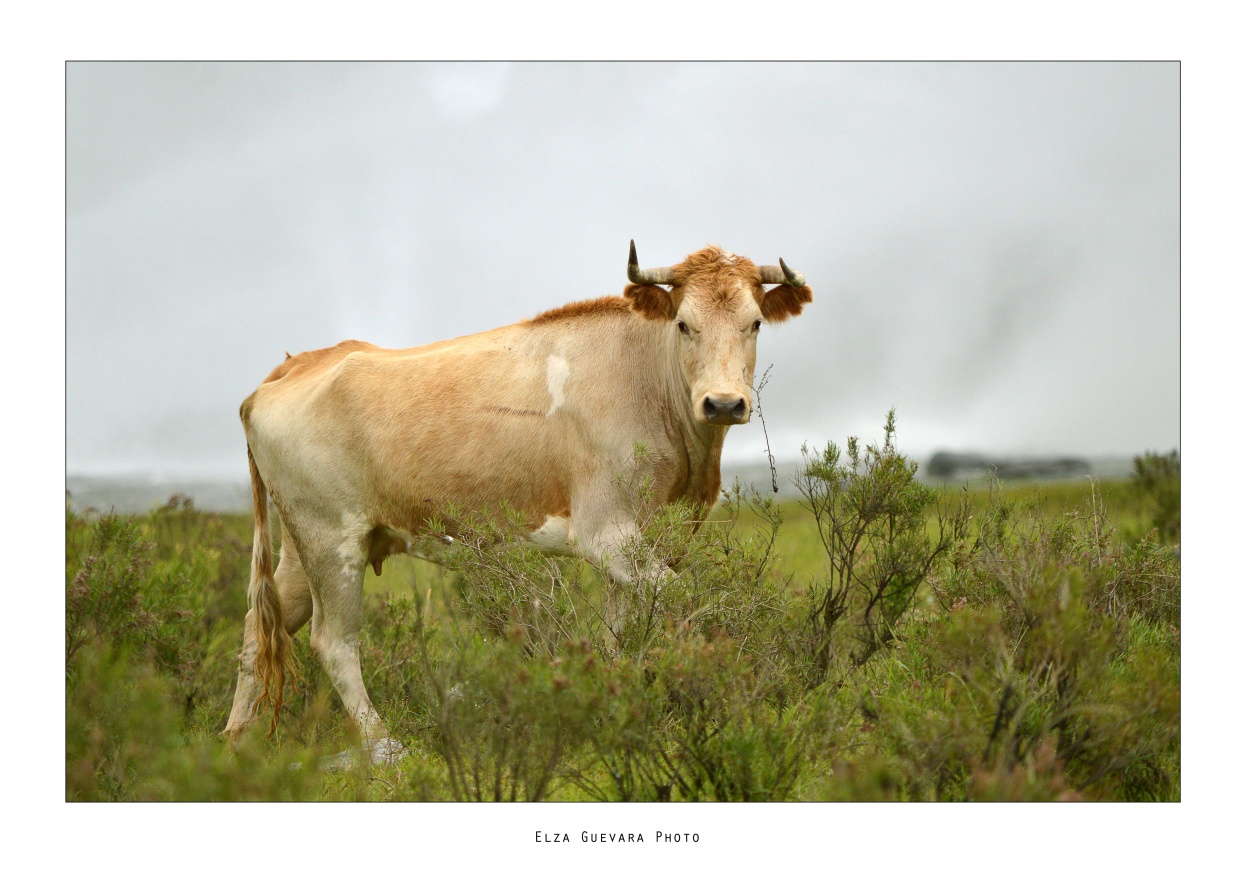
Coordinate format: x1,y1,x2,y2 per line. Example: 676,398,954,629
702,395,748,424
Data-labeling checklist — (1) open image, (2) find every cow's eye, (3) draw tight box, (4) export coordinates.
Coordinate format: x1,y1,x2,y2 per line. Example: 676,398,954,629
752,320,762,332
677,321,690,335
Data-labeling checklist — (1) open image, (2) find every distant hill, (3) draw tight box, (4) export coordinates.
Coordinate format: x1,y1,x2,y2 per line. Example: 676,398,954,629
66,475,252,515
720,453,1135,498
928,451,1094,481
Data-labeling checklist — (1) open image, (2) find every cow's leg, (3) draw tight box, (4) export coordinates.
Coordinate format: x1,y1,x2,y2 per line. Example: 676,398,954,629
571,514,673,647
298,515,403,768
224,525,313,738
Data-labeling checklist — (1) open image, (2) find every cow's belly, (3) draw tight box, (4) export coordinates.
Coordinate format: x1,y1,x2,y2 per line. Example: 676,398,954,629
357,412,578,536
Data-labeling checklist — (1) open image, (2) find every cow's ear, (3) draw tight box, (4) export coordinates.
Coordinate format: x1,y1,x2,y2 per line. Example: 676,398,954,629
624,283,675,320
760,283,812,322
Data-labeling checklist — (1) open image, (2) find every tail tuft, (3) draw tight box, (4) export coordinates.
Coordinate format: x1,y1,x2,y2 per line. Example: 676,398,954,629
246,447,296,733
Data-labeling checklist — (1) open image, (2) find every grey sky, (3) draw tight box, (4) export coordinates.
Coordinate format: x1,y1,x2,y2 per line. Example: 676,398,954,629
66,62,1179,478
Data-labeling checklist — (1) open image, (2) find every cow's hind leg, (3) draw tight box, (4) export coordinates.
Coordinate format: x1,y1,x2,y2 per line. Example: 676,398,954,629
224,525,314,738
297,515,403,768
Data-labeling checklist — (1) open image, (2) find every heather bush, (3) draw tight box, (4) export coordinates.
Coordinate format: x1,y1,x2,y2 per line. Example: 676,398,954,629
416,617,605,801
805,477,1181,801
65,510,193,680
1131,449,1180,544
792,411,970,685
66,645,322,800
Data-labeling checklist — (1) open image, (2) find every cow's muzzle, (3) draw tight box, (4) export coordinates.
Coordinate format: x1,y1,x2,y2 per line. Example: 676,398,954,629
701,394,750,425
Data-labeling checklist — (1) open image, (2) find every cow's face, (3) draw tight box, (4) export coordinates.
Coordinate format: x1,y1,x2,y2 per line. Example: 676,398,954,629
625,246,812,425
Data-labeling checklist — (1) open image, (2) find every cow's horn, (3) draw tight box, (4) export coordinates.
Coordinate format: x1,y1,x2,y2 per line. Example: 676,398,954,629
759,258,806,287
627,240,676,285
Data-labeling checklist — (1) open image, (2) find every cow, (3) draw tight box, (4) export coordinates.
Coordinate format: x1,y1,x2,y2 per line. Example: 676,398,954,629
223,242,813,764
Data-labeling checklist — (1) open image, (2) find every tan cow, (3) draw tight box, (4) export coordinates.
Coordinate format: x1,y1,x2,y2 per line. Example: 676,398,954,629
224,242,812,764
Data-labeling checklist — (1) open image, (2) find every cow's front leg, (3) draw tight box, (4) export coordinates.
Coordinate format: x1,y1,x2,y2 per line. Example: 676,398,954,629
572,516,674,649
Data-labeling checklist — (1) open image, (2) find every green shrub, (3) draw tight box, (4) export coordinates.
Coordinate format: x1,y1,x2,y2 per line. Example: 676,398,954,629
416,616,604,801
793,411,969,684
1131,450,1180,543
66,640,320,800
646,633,809,801
568,633,811,802
66,510,193,679
857,481,1184,801
425,505,598,659
413,473,804,801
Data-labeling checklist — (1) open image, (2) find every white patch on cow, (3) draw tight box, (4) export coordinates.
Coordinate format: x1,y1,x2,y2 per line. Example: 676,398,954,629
545,354,570,416
528,515,572,553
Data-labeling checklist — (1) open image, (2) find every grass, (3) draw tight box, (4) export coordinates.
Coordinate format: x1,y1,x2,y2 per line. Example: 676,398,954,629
65,426,1179,802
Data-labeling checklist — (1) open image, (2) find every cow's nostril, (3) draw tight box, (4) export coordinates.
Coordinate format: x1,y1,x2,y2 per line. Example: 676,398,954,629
703,395,749,422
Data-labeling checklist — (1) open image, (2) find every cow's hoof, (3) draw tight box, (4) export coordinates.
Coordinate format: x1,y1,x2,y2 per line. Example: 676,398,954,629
318,737,406,771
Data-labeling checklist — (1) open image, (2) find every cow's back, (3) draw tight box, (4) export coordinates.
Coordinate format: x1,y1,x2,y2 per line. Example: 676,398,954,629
241,313,676,536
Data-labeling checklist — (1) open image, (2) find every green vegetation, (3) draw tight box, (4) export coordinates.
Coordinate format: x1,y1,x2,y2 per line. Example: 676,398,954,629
65,418,1180,801
1131,449,1180,545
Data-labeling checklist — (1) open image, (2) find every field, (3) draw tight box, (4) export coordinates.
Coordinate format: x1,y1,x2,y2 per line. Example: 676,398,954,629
65,427,1180,801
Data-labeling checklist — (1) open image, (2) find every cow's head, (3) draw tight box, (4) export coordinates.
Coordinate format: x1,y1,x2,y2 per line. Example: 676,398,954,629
624,242,812,425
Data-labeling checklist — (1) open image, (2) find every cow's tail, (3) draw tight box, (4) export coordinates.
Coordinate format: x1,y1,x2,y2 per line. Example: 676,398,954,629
247,446,294,733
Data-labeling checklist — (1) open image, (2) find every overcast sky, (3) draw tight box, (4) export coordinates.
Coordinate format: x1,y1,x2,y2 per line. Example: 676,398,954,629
66,62,1179,478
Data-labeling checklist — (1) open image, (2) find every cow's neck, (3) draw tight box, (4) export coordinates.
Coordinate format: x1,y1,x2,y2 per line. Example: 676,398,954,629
684,420,727,510
652,321,730,510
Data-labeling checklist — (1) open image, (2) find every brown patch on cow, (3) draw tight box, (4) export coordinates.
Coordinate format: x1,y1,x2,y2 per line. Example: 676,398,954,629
530,296,631,325
671,246,765,307
623,283,675,320
760,283,813,322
